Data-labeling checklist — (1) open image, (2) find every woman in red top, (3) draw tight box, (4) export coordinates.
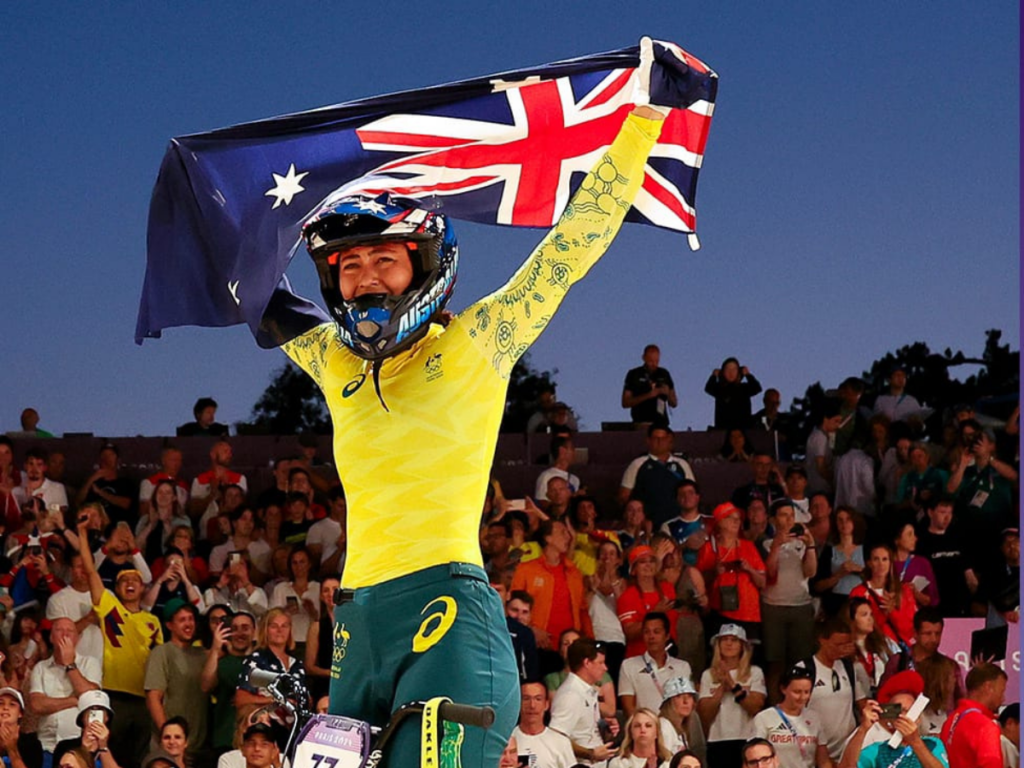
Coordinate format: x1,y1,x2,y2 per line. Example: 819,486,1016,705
616,544,678,658
696,503,766,638
850,543,916,648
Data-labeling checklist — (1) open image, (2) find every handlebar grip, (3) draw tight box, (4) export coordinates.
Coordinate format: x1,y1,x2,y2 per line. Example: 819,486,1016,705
248,668,281,690
437,702,495,729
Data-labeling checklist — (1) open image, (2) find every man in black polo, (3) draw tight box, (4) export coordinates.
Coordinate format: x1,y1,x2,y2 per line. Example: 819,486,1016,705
621,344,677,426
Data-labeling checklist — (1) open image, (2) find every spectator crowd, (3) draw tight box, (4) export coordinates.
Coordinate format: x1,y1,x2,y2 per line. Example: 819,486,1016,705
0,357,1019,768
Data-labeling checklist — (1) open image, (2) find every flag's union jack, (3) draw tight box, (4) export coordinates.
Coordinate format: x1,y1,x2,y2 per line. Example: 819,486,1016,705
348,67,713,233
138,40,717,346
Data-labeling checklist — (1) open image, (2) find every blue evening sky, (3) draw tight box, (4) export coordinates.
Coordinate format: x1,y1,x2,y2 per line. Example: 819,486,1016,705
1,2,1018,436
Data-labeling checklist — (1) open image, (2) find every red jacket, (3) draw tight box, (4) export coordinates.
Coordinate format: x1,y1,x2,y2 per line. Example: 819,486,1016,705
941,697,1003,768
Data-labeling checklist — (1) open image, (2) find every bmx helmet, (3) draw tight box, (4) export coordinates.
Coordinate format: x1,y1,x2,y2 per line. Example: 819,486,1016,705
303,193,458,361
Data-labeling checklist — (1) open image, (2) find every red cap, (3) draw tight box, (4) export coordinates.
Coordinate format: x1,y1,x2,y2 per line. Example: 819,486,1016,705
628,545,656,570
712,502,743,526
877,670,925,704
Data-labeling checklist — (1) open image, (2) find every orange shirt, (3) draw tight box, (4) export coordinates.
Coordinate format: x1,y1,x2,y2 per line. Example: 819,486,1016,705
696,538,765,623
511,557,592,640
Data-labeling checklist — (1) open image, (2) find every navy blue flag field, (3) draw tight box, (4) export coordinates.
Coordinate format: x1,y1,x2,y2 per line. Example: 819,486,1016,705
136,40,718,347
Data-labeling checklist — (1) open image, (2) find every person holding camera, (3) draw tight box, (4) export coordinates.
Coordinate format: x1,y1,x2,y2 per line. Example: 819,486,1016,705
696,503,766,645
761,500,818,703
838,671,947,768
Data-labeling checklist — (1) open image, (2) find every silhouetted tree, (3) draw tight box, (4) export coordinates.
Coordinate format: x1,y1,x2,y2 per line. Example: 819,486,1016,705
500,353,559,433
242,362,330,435
787,329,1018,451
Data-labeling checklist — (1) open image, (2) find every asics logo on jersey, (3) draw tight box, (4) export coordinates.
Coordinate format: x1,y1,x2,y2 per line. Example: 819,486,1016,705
342,374,367,398
412,596,457,653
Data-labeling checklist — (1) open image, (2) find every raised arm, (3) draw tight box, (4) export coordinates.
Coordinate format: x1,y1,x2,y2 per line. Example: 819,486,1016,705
76,518,105,606
461,108,664,379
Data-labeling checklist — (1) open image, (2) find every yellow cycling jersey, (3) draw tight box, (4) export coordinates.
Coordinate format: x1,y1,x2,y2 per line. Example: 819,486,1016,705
284,113,662,588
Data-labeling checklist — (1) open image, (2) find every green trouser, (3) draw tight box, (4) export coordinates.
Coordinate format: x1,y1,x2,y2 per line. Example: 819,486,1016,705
329,562,519,768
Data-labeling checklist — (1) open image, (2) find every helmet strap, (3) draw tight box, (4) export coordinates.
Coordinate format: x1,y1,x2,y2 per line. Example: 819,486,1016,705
371,360,390,413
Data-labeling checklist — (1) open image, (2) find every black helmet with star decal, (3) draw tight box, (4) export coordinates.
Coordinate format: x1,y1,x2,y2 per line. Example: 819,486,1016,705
303,193,458,361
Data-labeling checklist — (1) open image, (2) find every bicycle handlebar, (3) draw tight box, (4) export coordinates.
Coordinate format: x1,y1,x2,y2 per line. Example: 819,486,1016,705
437,702,495,729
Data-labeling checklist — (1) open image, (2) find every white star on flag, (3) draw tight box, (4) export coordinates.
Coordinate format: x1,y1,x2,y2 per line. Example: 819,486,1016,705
354,199,387,215
264,164,309,209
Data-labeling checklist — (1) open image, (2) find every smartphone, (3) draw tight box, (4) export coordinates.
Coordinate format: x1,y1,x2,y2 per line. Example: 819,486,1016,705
879,703,903,720
88,709,105,725
229,551,244,565
790,523,805,537
286,596,299,608
507,499,527,511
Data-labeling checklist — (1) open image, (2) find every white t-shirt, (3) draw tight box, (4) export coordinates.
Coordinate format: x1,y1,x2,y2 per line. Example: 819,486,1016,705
618,653,692,713
699,665,766,743
45,585,103,663
751,706,826,768
307,517,343,563
588,591,626,645
512,726,577,768
13,476,68,509
269,580,321,643
797,656,859,759
761,537,812,606
535,468,581,501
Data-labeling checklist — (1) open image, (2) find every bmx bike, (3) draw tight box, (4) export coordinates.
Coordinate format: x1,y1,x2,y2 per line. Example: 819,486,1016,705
249,667,495,768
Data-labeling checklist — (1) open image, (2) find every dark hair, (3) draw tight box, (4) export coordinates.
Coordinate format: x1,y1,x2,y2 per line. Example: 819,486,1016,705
669,751,704,768
830,505,865,546
0,436,11,451
536,519,564,547
815,614,851,641
10,610,42,644
161,715,190,740
288,466,311,483
818,396,843,422
676,478,700,495
721,356,740,370
570,496,597,527
647,422,672,438
839,377,865,394
550,434,573,458
923,493,956,512
327,486,346,502
285,491,309,506
721,429,753,461
966,662,1008,692
847,597,890,657
913,606,945,632
742,738,776,762
193,397,218,419
25,447,48,463
287,546,312,580
229,506,253,524
643,344,660,355
999,703,1020,725
508,590,534,607
488,519,512,537
566,637,603,673
781,665,815,689
642,611,670,634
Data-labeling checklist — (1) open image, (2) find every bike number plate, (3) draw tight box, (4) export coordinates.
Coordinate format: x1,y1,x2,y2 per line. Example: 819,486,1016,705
293,714,371,768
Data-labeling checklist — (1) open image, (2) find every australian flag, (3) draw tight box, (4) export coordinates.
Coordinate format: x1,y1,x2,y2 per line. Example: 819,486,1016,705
136,39,718,348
